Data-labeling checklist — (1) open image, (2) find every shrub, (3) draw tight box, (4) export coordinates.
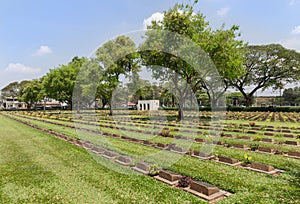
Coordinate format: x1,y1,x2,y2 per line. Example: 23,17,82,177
149,164,161,176
161,129,170,137
253,136,262,141
178,176,192,188
243,154,252,165
250,143,259,151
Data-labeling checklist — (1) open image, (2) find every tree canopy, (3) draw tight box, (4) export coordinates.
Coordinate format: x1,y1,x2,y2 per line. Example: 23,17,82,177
230,44,300,106
42,56,86,106
140,2,245,120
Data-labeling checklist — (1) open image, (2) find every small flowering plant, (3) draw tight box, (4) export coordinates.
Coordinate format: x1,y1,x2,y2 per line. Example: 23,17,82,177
243,154,252,165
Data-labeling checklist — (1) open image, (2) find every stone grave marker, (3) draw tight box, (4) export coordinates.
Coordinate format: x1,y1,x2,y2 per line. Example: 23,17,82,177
195,138,204,143
132,162,151,174
257,147,274,153
190,181,220,196
155,170,182,185
218,156,239,165
232,143,248,149
116,155,132,166
250,162,275,172
157,143,168,149
285,141,299,146
283,134,294,138
262,138,273,143
171,146,187,154
287,151,300,158
103,150,119,160
264,132,274,136
91,146,105,154
193,151,213,159
241,136,252,140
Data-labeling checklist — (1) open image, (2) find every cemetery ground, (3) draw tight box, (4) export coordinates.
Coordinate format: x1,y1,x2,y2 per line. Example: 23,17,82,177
0,110,299,203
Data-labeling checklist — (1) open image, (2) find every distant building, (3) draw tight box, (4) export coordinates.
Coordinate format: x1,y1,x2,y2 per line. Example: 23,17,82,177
0,96,27,109
137,100,159,111
254,96,276,107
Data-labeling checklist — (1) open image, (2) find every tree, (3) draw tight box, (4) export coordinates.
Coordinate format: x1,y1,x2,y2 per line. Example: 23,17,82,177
1,81,30,98
282,87,300,106
95,36,139,115
231,44,300,107
140,2,244,120
42,56,86,107
18,79,44,109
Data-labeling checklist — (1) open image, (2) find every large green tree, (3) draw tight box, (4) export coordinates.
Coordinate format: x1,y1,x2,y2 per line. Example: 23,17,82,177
282,87,300,106
42,56,86,107
95,36,139,115
140,2,244,120
1,81,30,98
18,79,44,109
231,44,300,107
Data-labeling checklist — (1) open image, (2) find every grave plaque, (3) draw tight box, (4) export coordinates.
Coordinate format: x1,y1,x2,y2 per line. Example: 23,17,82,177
285,141,299,146
158,170,182,182
258,147,274,153
250,162,275,172
116,156,132,166
103,150,119,159
262,138,273,143
190,181,220,196
132,162,151,174
218,156,239,164
288,151,300,157
232,144,247,149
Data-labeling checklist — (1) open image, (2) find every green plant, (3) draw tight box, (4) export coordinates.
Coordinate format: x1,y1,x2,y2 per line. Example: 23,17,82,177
178,176,192,188
161,129,170,137
243,154,252,165
253,136,262,141
149,164,161,176
249,143,259,151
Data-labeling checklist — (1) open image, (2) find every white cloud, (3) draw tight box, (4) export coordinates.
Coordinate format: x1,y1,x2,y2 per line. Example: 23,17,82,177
33,45,52,56
143,12,164,30
280,37,300,51
217,7,230,17
4,63,41,74
291,25,300,35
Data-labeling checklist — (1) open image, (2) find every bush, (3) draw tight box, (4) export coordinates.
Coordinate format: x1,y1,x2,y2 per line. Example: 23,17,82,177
250,143,260,151
161,129,170,137
149,164,161,176
253,136,262,141
178,176,192,188
243,154,252,165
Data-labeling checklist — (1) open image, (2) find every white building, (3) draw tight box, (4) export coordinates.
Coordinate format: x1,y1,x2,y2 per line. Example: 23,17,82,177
137,100,159,111
1,97,27,109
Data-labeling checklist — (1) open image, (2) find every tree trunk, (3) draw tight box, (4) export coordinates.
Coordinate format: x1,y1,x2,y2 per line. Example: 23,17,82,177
109,102,113,116
101,98,108,109
245,95,252,107
211,98,218,107
177,101,184,121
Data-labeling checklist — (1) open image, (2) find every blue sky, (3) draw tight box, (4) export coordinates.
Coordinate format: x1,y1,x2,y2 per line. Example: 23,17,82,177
1,0,300,91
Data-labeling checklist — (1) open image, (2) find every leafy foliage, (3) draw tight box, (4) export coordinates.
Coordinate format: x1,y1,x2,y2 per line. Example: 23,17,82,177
178,176,192,188
42,56,86,106
231,44,300,106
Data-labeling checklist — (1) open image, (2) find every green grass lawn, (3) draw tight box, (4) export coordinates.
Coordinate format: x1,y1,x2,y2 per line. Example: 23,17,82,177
0,114,201,204
2,112,300,203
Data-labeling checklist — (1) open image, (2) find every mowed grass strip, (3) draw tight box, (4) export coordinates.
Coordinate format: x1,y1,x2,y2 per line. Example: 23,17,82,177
5,113,300,203
12,113,300,171
0,114,201,204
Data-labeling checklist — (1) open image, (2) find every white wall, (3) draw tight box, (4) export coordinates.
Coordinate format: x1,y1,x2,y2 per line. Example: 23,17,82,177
137,100,159,111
